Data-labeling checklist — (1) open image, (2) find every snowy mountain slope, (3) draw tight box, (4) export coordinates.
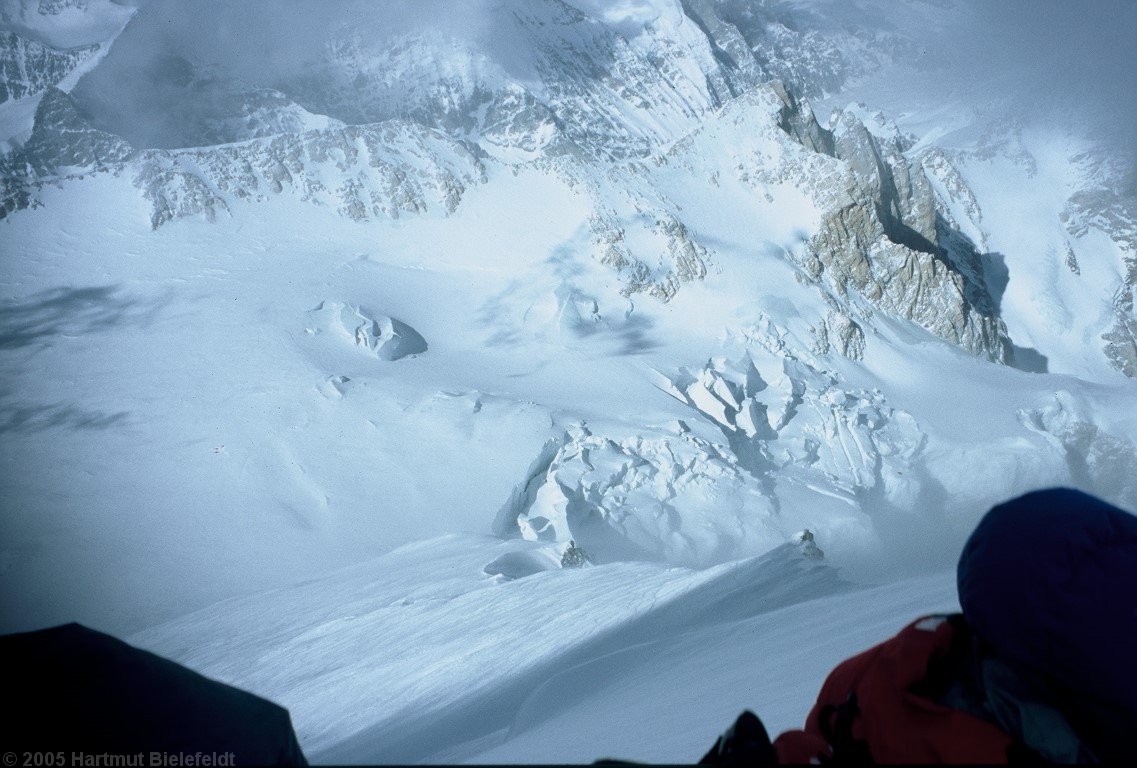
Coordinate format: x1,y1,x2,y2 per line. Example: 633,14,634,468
643,83,1008,359
5,75,1011,369
1,1,1136,764
0,86,482,223
128,538,848,762
3,146,1132,634
124,530,956,763
2,0,1118,378
797,0,1137,381
467,569,958,764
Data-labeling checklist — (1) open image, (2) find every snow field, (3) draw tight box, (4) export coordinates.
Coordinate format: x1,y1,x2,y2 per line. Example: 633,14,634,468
2,1,1135,763
127,529,956,763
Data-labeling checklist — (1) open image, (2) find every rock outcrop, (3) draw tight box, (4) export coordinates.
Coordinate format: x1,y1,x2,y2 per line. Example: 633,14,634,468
0,31,97,103
804,103,1007,361
660,83,1009,361
1062,182,1137,377
2,88,487,228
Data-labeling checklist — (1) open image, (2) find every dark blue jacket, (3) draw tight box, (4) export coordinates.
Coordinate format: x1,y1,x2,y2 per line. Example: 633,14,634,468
957,488,1137,763
1,623,307,765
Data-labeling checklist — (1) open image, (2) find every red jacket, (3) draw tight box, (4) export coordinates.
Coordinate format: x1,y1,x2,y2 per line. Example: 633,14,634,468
773,615,1016,764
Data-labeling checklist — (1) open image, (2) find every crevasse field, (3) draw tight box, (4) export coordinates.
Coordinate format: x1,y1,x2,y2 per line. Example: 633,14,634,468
1,0,1135,762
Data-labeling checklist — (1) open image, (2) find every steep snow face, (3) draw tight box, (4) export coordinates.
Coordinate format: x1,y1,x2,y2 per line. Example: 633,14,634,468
895,124,1137,381
465,569,957,764
1061,155,1137,377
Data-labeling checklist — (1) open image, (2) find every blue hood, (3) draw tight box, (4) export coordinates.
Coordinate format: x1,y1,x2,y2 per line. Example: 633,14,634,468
957,487,1137,761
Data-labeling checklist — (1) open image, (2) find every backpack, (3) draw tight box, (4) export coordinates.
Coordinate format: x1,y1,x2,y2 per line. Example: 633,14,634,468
770,614,1023,764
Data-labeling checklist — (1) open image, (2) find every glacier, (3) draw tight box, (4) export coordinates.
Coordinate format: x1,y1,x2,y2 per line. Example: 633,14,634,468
1,0,1135,762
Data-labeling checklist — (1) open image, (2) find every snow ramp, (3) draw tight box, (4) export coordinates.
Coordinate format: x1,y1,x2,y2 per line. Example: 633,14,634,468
131,535,858,763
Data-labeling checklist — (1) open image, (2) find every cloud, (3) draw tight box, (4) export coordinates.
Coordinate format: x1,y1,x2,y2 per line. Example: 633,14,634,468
561,0,685,37
936,0,1137,156
69,0,502,147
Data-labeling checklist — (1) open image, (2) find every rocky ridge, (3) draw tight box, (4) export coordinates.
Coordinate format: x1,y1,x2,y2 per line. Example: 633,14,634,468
0,30,96,102
1061,156,1137,377
656,83,1008,360
1,87,487,227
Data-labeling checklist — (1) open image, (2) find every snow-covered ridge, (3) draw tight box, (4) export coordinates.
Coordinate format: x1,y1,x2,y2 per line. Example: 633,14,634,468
128,534,849,762
0,30,95,102
1,0,133,48
1,87,487,226
67,0,741,158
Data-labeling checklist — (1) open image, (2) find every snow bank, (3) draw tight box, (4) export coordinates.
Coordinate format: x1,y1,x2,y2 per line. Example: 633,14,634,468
306,301,427,361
